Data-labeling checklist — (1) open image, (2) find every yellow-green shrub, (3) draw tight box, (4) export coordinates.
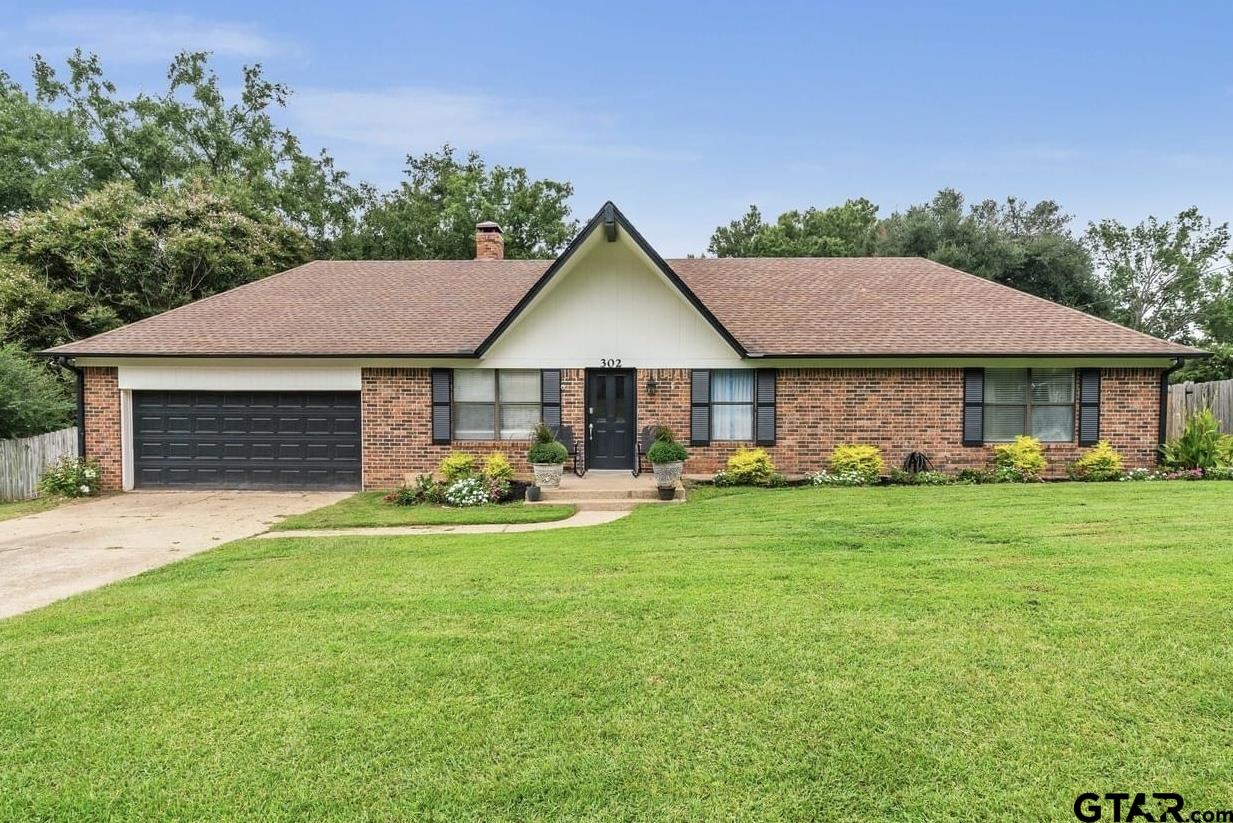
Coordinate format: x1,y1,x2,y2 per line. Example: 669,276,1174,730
722,447,776,485
828,444,884,482
439,451,476,482
1069,440,1124,481
482,453,515,484
992,435,1046,481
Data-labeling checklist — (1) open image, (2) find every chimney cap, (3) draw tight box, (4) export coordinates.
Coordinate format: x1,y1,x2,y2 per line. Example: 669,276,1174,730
476,220,502,233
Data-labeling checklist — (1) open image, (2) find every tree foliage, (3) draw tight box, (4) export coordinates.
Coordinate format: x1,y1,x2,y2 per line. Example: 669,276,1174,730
1084,207,1231,342
708,199,879,257
0,181,311,351
0,344,73,439
338,146,577,260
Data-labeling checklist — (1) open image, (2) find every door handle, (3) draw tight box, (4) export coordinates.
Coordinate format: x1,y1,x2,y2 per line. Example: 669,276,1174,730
588,423,594,439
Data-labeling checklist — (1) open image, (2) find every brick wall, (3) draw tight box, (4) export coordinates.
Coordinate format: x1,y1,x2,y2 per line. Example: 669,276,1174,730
360,367,586,489
633,367,1163,477
83,367,122,490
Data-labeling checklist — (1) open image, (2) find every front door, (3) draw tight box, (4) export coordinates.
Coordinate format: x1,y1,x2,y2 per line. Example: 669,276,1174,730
586,370,635,469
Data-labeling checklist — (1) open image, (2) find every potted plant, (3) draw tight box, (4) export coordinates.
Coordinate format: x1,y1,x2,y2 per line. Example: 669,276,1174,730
647,426,688,500
526,485,542,502
527,423,568,488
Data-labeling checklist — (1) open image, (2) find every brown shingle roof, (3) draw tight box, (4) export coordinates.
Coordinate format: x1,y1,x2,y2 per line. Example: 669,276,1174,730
45,256,1201,358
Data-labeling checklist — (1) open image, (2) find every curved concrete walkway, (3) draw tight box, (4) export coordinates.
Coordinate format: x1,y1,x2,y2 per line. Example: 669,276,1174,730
255,508,630,539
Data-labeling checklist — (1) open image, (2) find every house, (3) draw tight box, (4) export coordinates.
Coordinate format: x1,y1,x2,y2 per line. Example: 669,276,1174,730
43,202,1204,491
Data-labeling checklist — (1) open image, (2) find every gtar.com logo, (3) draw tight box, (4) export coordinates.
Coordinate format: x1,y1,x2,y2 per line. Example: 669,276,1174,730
1074,792,1233,822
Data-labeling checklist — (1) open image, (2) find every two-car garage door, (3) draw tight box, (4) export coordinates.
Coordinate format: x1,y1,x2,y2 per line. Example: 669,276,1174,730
133,391,361,489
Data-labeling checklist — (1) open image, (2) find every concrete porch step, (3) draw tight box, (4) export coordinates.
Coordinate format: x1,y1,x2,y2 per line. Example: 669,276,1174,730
535,487,662,501
526,497,683,511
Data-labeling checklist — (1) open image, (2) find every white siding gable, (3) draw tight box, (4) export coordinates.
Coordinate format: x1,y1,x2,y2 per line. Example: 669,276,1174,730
480,231,744,369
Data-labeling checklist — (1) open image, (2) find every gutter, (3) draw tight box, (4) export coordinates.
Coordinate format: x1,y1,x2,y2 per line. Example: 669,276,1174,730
51,356,86,459
1158,357,1186,458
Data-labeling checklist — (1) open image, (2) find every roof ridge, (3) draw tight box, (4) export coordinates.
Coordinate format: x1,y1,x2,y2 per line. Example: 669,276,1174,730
917,258,1203,354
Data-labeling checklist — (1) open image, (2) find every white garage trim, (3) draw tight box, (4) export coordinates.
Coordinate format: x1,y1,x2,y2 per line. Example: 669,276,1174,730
120,389,134,491
117,365,361,391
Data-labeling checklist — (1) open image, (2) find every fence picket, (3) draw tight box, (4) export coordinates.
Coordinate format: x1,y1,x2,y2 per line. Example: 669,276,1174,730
0,427,79,501
1167,380,1233,439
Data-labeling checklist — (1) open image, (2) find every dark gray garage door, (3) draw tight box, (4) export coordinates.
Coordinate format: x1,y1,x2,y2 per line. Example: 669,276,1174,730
133,391,361,489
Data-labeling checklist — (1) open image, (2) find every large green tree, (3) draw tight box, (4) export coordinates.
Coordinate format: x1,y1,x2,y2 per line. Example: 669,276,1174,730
0,344,73,439
338,146,577,260
11,50,360,252
1084,207,1231,342
708,199,880,257
0,181,311,351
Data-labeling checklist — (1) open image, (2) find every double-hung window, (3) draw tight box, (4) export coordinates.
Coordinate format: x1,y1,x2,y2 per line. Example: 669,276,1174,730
984,368,1075,442
710,370,755,441
453,369,541,440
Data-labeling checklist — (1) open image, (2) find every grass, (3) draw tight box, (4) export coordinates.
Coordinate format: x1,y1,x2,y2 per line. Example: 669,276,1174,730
2,483,1232,821
0,495,63,522
270,491,574,530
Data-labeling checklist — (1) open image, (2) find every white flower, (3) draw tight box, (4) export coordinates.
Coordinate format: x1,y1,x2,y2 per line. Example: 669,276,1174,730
79,484,90,493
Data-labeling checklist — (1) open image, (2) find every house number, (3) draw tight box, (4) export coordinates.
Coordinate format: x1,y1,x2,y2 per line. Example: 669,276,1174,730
600,358,622,367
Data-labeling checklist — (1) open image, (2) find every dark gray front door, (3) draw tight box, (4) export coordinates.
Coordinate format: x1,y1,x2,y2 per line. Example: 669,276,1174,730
586,370,635,470
133,390,361,489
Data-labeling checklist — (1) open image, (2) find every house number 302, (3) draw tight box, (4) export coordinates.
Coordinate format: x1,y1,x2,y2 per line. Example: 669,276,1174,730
600,358,622,367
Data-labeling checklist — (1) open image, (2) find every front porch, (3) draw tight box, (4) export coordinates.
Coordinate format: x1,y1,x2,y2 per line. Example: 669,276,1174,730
527,470,683,511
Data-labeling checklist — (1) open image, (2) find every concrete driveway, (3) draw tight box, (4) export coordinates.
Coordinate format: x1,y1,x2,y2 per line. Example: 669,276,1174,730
0,491,348,619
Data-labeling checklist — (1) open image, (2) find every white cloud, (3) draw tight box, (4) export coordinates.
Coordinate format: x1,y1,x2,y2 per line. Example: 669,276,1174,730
16,11,288,61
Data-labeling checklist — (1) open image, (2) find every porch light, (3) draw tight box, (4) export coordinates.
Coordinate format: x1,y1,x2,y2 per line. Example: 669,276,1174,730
646,376,659,396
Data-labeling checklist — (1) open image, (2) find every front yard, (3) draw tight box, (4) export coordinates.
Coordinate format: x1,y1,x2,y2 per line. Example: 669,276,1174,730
1,483,1231,820
270,491,574,530
0,496,62,523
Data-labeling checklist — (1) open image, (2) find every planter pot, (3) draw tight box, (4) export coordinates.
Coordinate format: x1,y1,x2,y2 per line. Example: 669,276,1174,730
652,460,684,490
526,485,542,502
657,486,677,501
531,463,564,488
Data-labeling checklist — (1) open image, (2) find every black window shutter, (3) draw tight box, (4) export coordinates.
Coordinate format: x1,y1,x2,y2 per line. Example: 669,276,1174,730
962,368,984,446
541,369,562,431
1078,368,1101,446
431,368,452,445
690,370,711,446
755,368,776,445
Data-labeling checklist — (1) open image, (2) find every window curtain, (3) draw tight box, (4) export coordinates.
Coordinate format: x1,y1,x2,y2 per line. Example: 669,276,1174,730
710,370,754,441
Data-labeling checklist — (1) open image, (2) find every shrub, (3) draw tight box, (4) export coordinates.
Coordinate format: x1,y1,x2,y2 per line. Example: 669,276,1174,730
1069,440,1125,482
527,440,567,464
956,468,995,485
828,444,884,483
439,451,476,482
482,453,515,485
1160,409,1224,470
443,476,492,507
0,345,74,440
1120,468,1162,482
1205,466,1233,480
888,469,954,486
647,439,687,464
724,447,776,485
1217,434,1233,468
385,473,445,506
39,457,100,498
809,469,870,486
991,435,1046,481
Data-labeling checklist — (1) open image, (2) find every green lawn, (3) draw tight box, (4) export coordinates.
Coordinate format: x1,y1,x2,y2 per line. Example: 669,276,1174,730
0,495,63,522
2,484,1232,821
270,491,574,530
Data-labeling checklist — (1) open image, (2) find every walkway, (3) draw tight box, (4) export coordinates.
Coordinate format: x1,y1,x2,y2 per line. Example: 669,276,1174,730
256,508,630,539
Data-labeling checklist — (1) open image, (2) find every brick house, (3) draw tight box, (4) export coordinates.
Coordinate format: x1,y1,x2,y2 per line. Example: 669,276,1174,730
44,202,1204,491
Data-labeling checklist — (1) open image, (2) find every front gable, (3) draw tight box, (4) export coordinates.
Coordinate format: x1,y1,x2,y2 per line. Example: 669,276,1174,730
478,204,746,369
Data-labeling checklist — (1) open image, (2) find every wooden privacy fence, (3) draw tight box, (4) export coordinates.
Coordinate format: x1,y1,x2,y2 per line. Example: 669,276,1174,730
0,427,78,501
1166,380,1233,440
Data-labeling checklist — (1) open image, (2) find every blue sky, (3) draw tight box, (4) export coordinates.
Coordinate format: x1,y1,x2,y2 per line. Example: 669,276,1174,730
3,1,1232,256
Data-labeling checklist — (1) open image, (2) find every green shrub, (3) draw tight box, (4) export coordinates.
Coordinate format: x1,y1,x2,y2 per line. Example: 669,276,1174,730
385,473,445,506
723,447,776,485
0,345,74,440
527,440,567,464
647,439,687,464
809,469,870,486
38,457,101,498
1069,440,1125,482
956,468,995,485
439,451,477,482
828,444,884,483
1161,409,1224,470
888,469,954,486
992,435,1046,481
1216,434,1233,468
482,453,515,484
1205,466,1233,480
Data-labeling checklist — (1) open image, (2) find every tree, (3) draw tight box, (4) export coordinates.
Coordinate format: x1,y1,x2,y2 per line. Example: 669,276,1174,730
338,146,577,260
708,199,880,257
14,50,360,251
1084,207,1231,341
1172,342,1233,383
0,181,311,350
0,344,73,439
877,189,1110,314
0,71,94,213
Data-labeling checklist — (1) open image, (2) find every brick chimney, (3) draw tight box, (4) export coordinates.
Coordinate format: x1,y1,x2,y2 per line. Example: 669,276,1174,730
475,221,504,260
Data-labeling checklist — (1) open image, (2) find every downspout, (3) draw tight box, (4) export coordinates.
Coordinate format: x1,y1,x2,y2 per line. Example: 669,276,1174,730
52,356,87,458
1157,357,1185,461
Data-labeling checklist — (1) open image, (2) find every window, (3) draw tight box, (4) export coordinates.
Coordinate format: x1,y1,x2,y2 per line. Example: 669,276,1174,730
453,369,541,440
710,370,754,440
984,368,1074,442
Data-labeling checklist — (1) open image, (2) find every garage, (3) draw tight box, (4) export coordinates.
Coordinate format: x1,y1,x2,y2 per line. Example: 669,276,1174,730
132,391,361,489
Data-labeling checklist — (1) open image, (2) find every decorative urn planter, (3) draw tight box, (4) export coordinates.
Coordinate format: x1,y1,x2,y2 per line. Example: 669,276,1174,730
652,460,684,491
531,463,564,488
